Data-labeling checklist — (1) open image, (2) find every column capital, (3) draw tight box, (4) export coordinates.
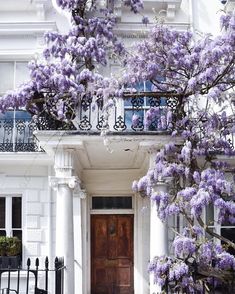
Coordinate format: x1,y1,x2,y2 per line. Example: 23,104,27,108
74,189,87,199
54,148,76,178
49,176,80,190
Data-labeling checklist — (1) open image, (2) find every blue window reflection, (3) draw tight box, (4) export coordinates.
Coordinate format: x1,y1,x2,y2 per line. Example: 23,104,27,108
0,110,34,151
0,110,32,120
124,81,166,131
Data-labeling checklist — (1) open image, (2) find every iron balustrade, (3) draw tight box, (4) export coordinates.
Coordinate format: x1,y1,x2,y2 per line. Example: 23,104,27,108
0,95,234,152
0,257,64,294
0,111,42,152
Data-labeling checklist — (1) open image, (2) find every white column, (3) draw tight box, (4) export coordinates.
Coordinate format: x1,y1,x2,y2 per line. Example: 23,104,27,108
50,148,80,294
149,154,168,294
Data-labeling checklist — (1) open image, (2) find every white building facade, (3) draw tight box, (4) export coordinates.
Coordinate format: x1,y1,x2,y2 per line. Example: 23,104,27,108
0,0,233,293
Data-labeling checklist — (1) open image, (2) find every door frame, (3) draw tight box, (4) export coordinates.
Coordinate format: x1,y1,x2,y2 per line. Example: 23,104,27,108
85,194,138,294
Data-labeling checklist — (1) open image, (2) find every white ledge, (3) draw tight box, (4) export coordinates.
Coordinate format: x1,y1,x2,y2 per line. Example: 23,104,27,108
0,22,57,35
114,21,189,38
0,0,52,11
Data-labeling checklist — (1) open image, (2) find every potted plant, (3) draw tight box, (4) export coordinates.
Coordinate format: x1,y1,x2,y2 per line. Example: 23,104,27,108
0,236,21,268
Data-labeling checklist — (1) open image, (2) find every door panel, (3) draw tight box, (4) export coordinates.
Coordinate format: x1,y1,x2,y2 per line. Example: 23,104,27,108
91,215,134,294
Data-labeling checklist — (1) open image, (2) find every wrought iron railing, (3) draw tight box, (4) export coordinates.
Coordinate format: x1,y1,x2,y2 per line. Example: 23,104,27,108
0,98,175,152
0,257,64,294
0,113,42,152
0,95,234,152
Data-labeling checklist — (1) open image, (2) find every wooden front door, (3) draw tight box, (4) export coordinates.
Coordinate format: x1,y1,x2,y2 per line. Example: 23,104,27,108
91,214,134,294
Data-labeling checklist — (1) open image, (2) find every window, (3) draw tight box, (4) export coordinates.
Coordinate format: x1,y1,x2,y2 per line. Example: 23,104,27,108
124,81,166,131
0,61,29,94
92,196,132,210
205,203,215,240
205,204,235,254
0,195,22,241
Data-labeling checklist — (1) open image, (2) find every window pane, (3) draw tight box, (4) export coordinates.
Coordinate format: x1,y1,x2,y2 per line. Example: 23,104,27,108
124,109,144,129
15,62,29,88
160,97,167,106
12,230,22,260
144,80,152,91
135,82,145,91
221,228,235,255
13,230,22,241
15,110,31,120
0,62,14,93
0,111,14,120
0,110,31,120
0,198,5,228
12,197,22,228
92,197,132,209
206,203,214,226
124,98,133,107
0,230,6,237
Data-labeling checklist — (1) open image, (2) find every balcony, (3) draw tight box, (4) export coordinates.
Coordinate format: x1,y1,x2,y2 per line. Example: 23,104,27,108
0,92,234,153
0,93,177,152
0,110,42,152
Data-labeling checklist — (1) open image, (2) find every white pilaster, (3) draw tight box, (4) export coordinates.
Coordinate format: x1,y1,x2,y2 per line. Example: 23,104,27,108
50,148,80,294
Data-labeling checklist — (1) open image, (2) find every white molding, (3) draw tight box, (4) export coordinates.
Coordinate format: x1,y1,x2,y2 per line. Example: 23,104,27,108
0,0,52,12
0,152,53,165
115,0,182,22
0,22,57,36
0,49,38,61
90,209,134,214
114,21,189,38
86,195,138,293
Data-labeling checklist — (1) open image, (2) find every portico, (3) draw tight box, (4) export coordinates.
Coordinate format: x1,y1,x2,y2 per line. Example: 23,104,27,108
35,131,172,294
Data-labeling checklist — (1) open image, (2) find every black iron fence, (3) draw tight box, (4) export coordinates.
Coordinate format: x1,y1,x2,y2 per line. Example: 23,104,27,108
0,257,64,294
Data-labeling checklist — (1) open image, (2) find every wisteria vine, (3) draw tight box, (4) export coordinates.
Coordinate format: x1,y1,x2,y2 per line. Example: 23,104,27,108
0,0,235,292
127,11,235,293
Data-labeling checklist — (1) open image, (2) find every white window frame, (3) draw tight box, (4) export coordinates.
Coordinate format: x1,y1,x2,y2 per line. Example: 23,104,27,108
204,205,235,247
0,61,29,95
0,194,22,237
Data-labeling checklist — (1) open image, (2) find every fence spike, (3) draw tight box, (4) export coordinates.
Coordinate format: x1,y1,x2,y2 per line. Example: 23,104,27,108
45,256,49,269
55,257,59,270
35,257,39,268
27,258,31,268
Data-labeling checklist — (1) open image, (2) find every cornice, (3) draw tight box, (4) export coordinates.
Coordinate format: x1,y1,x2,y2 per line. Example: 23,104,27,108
114,0,182,22
0,0,52,11
0,22,57,36
114,22,190,39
